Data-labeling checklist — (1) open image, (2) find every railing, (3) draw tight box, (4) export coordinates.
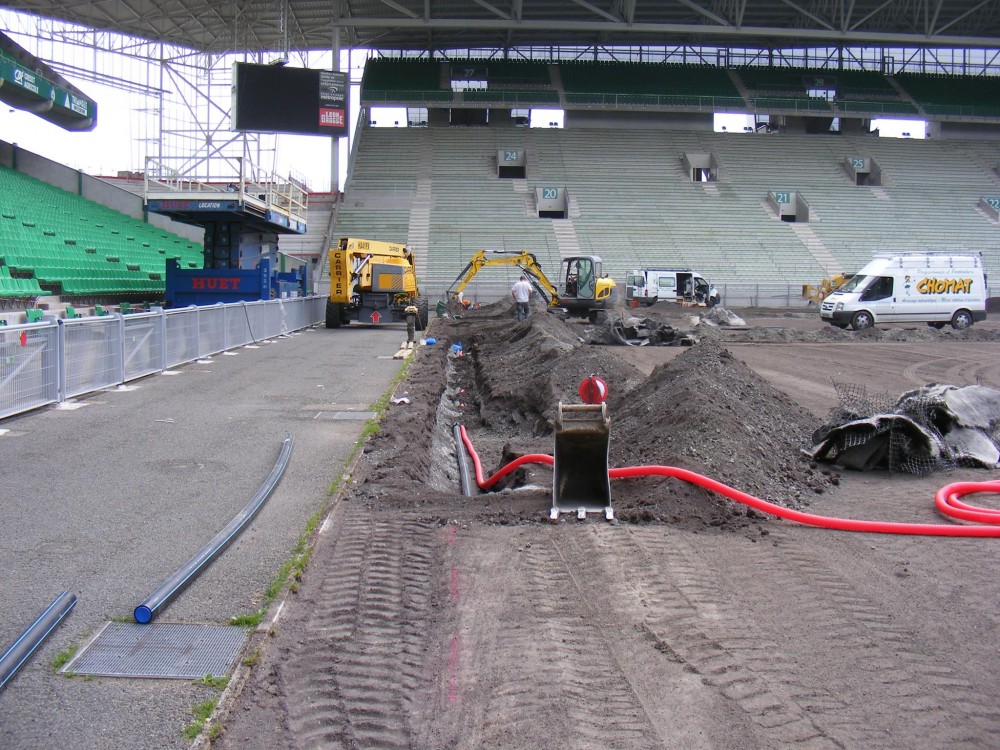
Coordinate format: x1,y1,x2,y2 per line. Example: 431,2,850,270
1,296,325,421
143,156,309,229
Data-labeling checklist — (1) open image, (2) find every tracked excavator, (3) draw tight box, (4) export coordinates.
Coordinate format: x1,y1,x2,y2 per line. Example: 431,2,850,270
446,250,616,323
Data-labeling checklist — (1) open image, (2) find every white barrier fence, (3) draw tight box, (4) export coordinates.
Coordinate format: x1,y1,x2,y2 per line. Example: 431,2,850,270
434,280,1000,311
433,281,830,311
1,296,325,420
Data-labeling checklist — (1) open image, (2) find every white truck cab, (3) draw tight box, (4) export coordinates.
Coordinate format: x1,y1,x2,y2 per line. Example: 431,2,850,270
625,269,720,307
821,252,988,331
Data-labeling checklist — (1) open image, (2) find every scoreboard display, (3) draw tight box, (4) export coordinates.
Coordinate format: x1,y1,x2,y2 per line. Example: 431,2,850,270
232,63,348,137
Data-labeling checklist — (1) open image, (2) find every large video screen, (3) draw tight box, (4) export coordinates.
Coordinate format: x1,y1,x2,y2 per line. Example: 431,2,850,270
232,63,348,137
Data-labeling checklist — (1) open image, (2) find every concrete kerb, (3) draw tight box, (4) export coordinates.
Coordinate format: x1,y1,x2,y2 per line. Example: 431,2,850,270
190,325,431,749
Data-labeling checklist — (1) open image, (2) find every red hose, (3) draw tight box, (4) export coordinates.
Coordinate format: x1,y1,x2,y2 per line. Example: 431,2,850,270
457,425,1000,537
459,424,551,490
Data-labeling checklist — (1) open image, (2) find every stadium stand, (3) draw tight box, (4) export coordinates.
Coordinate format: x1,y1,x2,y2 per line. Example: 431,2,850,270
0,165,202,301
336,121,1000,293
895,72,1000,119
736,66,919,118
361,58,451,102
560,60,744,109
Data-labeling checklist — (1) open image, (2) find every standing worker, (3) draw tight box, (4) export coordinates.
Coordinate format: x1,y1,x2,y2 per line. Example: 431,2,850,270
511,275,533,322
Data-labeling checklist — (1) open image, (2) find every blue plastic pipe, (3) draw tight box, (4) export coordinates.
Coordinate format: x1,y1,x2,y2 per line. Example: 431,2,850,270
134,435,294,624
0,591,77,691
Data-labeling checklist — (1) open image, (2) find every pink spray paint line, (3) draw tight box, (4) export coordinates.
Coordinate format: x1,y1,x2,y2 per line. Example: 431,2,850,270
442,526,462,702
448,633,462,703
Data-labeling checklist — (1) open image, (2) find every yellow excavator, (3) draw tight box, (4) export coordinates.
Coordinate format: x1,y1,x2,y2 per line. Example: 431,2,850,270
446,250,616,322
802,273,852,306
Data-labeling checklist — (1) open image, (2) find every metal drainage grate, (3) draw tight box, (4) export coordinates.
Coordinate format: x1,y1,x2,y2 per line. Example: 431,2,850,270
61,621,247,679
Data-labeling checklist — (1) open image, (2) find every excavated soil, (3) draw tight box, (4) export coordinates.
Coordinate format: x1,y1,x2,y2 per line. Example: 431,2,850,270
215,300,1000,750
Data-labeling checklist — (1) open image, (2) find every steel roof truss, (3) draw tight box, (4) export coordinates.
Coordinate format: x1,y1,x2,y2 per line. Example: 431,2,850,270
933,0,991,37
775,0,836,32
376,0,422,21
670,0,733,28
566,0,621,24
848,0,893,33
471,0,512,20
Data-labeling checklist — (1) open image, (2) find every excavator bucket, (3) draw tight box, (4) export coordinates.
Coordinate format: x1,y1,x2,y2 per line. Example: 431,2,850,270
551,402,613,521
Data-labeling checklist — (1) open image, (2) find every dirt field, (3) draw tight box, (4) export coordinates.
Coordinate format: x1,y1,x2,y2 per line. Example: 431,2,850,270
215,300,1000,750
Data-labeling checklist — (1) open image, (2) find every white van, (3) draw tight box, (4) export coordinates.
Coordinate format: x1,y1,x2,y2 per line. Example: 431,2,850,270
624,269,720,307
821,252,988,330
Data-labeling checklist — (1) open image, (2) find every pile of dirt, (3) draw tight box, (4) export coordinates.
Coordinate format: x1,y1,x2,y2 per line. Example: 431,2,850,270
607,340,837,520
357,300,838,533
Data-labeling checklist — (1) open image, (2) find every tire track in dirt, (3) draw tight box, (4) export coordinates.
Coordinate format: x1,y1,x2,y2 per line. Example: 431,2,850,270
898,344,1000,388
451,529,666,749
281,507,438,749
614,527,852,749
728,532,1000,748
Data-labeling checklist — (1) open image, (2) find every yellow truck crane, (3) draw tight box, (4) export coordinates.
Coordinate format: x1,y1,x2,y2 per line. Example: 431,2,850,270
326,237,428,329
447,250,616,322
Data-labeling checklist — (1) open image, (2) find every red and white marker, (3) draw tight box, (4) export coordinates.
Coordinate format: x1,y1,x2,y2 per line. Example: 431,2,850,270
578,375,609,404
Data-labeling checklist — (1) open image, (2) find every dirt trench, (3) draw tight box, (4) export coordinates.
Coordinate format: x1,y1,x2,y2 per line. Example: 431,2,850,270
214,302,1000,750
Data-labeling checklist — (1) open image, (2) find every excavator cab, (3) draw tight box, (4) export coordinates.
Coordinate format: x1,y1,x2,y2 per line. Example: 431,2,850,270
561,256,597,301
559,255,616,321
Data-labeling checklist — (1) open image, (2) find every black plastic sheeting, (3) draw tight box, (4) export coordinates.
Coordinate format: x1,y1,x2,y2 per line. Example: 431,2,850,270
808,384,1000,473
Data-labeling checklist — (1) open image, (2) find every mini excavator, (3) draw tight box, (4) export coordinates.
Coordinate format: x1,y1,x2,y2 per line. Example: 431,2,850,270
446,250,616,323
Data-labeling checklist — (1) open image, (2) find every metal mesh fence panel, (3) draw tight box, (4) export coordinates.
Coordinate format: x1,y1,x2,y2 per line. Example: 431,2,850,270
62,317,122,399
123,312,165,382
243,301,271,341
198,305,226,357
280,299,299,333
165,308,200,367
0,323,59,419
224,305,252,348
1,298,323,418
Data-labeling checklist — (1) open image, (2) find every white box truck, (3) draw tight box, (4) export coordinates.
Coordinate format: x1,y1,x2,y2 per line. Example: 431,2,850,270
820,252,988,330
624,269,720,307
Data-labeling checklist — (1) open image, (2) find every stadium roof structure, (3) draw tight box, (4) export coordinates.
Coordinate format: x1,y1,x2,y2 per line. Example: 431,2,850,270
6,0,1000,55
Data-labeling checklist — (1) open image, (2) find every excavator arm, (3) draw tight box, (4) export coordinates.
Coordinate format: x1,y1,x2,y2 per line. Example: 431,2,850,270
446,250,560,306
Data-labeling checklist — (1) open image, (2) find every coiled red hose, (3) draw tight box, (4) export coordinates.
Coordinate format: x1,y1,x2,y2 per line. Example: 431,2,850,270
457,425,1000,537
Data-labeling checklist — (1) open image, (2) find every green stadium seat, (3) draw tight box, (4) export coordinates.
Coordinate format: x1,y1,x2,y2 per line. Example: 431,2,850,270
0,165,201,298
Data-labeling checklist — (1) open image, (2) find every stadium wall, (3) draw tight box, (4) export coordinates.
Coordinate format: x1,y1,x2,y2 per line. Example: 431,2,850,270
0,139,202,243
928,122,1000,141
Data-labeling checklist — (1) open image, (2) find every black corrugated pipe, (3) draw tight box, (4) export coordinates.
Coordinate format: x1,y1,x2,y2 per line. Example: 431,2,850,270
0,591,77,691
134,435,294,624
453,423,474,497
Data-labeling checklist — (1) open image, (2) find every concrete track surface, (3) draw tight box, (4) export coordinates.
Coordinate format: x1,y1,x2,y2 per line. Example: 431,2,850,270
0,323,409,750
